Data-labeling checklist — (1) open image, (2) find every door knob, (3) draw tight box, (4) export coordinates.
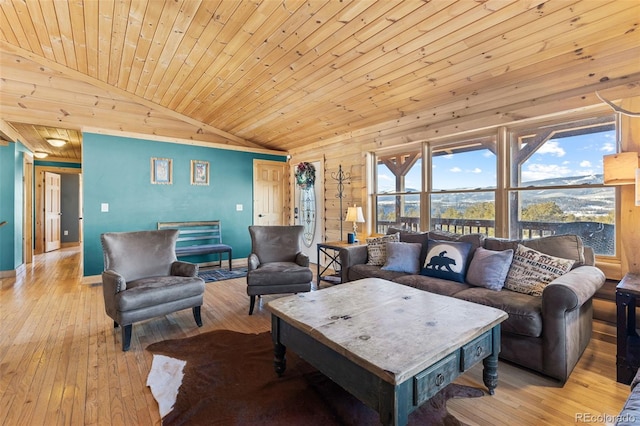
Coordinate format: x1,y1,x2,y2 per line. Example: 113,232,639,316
258,214,264,217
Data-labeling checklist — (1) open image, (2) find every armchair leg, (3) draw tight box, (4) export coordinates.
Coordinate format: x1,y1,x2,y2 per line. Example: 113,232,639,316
249,295,256,315
193,306,203,327
122,324,132,351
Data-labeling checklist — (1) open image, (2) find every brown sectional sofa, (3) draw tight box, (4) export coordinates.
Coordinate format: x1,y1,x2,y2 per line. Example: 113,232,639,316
339,229,605,382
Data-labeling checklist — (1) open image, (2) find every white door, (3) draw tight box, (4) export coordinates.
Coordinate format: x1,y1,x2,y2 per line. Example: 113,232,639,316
253,160,286,225
44,171,61,252
295,160,323,264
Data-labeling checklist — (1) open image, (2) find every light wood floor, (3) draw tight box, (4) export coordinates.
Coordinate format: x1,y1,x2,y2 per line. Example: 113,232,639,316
0,246,632,425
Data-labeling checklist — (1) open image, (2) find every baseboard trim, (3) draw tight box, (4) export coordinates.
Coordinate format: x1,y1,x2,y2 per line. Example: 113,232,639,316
81,275,102,285
0,263,26,279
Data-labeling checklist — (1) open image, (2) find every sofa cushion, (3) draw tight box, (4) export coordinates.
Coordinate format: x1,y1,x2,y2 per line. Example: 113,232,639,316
421,239,472,283
466,247,514,291
504,244,575,296
484,234,585,268
348,263,410,282
366,233,400,266
381,241,422,274
453,287,543,337
394,274,471,297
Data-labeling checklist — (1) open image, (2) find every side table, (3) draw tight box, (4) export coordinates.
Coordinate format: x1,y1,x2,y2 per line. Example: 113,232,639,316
617,273,640,384
316,240,364,285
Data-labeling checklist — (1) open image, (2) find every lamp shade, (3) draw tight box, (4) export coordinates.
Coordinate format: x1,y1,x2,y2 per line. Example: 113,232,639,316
603,152,639,185
345,205,365,223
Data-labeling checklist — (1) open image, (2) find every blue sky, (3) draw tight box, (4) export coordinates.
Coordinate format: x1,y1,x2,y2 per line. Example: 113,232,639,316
378,129,617,192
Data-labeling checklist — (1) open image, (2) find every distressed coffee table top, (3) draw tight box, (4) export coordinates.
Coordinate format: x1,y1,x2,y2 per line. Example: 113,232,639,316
267,277,508,385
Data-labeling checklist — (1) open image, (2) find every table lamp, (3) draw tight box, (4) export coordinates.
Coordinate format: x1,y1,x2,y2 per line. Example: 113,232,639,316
345,204,365,242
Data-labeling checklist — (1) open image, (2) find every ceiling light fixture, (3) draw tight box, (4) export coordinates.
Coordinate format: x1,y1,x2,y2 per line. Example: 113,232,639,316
46,138,67,147
33,151,49,158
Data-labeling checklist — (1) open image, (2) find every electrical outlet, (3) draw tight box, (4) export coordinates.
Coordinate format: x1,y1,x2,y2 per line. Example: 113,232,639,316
236,204,243,211
64,230,69,236
101,203,109,212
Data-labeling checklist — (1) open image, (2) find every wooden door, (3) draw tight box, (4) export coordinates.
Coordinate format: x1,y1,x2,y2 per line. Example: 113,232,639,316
44,172,61,252
253,160,286,225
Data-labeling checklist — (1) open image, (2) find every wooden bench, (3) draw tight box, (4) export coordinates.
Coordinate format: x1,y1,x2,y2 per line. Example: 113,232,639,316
157,221,232,269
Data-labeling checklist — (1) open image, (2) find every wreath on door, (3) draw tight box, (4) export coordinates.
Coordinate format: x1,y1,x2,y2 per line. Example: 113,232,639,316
295,162,316,189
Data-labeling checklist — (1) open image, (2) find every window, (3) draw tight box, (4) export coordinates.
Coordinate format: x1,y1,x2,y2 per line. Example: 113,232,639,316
509,115,616,255
431,136,497,235
372,114,618,258
374,150,422,233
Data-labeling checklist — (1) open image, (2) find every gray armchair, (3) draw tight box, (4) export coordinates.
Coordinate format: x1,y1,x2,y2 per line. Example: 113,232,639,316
246,225,313,315
101,229,205,351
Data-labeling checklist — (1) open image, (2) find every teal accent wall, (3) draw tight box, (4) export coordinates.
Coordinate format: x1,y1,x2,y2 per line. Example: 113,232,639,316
82,133,286,276
0,142,27,272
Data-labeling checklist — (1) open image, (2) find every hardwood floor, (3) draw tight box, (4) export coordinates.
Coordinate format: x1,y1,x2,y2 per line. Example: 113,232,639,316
0,246,631,425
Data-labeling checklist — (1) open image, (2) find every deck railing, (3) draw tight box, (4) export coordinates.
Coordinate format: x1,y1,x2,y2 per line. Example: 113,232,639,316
377,217,614,255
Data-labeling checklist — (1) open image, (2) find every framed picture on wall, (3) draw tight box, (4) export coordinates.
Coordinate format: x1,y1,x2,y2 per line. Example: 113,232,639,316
191,160,209,185
151,157,172,184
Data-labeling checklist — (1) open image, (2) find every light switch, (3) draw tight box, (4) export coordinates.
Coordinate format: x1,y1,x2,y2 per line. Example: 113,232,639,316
236,204,243,211
101,203,109,212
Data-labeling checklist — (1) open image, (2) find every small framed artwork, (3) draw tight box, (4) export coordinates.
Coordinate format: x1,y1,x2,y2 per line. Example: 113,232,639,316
191,160,209,185
151,157,172,184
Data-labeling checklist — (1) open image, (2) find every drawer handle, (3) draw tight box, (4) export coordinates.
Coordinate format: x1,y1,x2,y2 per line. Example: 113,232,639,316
435,373,445,386
476,346,483,357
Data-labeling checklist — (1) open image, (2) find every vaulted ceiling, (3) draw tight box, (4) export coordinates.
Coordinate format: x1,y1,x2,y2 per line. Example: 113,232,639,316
1,0,639,161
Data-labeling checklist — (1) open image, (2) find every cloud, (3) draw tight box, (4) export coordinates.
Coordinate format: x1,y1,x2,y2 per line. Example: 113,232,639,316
449,167,462,173
600,142,615,152
537,141,566,157
580,160,592,168
470,168,482,173
522,163,572,181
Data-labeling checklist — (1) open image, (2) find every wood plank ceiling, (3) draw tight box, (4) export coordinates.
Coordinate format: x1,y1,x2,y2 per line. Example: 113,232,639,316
1,0,639,161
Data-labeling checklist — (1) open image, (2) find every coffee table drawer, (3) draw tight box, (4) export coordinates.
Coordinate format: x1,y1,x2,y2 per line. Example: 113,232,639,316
413,351,460,405
461,331,492,371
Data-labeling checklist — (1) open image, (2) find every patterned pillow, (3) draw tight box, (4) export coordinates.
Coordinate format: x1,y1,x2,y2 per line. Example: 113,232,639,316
420,239,472,283
504,244,575,296
366,233,400,266
466,247,514,291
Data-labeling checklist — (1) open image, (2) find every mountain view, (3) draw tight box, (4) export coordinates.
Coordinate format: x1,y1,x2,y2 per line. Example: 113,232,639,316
377,174,614,221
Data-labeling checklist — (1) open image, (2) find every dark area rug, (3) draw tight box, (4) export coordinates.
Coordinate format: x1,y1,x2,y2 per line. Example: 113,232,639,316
147,330,485,426
198,267,247,282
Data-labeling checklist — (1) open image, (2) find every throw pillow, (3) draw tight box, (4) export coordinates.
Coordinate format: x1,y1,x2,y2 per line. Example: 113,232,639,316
420,239,472,283
386,227,430,267
366,233,400,266
466,247,514,291
381,241,422,274
504,244,575,296
428,230,485,269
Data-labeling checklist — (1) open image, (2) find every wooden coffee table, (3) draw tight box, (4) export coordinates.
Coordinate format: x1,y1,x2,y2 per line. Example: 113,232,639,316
267,278,508,426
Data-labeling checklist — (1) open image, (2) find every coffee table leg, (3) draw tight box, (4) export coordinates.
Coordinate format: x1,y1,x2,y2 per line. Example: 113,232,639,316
483,326,500,395
274,341,286,376
272,315,287,376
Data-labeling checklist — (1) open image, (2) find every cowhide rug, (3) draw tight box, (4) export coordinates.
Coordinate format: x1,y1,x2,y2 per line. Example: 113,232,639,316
146,330,485,425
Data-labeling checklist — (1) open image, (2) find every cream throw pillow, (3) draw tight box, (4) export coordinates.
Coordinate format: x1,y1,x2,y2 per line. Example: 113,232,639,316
504,244,575,296
366,233,400,266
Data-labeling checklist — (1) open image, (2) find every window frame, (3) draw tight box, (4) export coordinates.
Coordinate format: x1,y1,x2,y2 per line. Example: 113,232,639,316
371,113,619,261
